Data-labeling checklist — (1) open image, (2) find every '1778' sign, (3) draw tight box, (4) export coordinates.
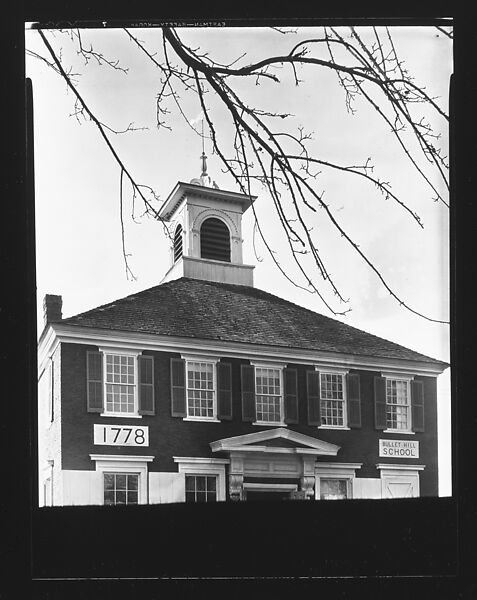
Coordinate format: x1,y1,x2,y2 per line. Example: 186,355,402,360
94,424,149,447
379,439,419,458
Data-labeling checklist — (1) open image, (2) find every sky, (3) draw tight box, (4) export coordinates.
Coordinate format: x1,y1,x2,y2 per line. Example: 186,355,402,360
25,24,452,495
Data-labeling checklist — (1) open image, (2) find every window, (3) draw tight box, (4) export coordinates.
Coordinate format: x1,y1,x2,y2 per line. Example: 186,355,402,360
173,224,183,262
88,349,154,417
320,372,346,427
185,475,217,502
200,217,231,262
255,366,283,423
186,361,216,419
91,455,154,505
315,462,361,500
105,353,136,414
174,457,228,501
320,478,348,500
103,472,139,505
385,378,411,431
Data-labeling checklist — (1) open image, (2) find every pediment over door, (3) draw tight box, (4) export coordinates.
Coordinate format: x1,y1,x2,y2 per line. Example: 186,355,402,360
210,427,340,456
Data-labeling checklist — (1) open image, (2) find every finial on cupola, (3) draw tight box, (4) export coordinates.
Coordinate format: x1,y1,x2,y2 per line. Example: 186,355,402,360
200,150,208,178
200,119,208,177
189,119,219,189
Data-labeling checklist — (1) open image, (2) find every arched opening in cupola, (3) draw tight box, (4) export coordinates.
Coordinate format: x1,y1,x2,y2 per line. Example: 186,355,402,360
200,217,231,262
173,224,183,263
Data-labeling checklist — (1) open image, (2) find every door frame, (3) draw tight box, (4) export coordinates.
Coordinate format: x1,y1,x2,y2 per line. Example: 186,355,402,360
243,482,297,500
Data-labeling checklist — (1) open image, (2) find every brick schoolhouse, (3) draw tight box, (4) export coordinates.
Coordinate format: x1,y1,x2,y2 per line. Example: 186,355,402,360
37,157,448,506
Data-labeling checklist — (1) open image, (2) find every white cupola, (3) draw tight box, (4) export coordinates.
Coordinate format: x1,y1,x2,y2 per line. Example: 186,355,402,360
158,151,256,287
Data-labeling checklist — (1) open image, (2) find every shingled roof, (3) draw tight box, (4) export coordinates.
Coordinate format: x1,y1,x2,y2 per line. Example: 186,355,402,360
60,277,446,366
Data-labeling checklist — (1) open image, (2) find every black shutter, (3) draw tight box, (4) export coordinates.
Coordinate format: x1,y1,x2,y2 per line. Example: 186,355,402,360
217,362,232,420
87,351,103,413
284,368,298,424
138,355,155,415
374,376,387,430
346,373,361,428
171,358,186,417
241,364,256,422
307,371,321,426
411,380,425,432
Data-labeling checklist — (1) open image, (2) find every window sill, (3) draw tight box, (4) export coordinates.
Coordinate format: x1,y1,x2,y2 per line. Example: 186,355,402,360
382,429,415,435
252,422,288,427
100,413,143,419
318,426,350,431
183,417,221,423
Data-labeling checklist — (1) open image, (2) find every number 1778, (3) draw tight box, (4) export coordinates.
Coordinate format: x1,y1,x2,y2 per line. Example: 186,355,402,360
94,425,148,446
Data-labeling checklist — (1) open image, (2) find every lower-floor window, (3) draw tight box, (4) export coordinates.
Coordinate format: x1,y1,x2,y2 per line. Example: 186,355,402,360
104,472,139,505
185,475,217,503
320,478,348,500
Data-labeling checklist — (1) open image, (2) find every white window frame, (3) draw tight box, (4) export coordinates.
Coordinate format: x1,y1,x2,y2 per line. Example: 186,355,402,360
181,354,219,422
381,372,414,434
99,347,142,418
316,367,349,430
315,463,362,500
90,454,154,505
174,457,229,501
103,472,142,506
251,361,287,427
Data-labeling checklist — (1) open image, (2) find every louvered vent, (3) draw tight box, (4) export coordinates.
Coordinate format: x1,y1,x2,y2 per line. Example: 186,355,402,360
173,224,183,262
200,217,231,262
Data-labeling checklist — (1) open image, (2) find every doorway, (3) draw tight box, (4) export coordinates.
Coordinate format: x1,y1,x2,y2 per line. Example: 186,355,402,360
242,482,298,501
245,490,291,501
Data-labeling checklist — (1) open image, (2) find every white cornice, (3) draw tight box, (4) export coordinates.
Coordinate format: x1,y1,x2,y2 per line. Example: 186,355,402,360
37,326,60,376
39,323,448,377
314,365,349,375
210,427,341,454
173,457,230,464
216,445,337,455
315,462,363,470
89,454,155,462
159,181,256,220
376,463,426,471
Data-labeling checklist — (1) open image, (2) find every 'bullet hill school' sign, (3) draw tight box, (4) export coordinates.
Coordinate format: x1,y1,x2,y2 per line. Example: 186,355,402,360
379,439,419,458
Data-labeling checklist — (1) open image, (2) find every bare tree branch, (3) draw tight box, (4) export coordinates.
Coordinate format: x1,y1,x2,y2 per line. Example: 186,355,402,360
29,24,449,324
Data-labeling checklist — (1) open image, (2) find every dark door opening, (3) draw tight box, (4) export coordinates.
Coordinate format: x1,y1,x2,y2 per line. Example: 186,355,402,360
245,490,291,501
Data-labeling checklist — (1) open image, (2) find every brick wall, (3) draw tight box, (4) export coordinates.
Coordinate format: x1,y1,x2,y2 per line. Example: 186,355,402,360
60,343,439,496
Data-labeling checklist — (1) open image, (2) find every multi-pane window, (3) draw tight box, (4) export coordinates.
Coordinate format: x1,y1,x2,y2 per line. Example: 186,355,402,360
386,378,410,430
320,478,348,500
186,361,215,419
320,373,345,427
103,473,139,505
185,475,217,502
255,367,282,423
105,354,136,414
